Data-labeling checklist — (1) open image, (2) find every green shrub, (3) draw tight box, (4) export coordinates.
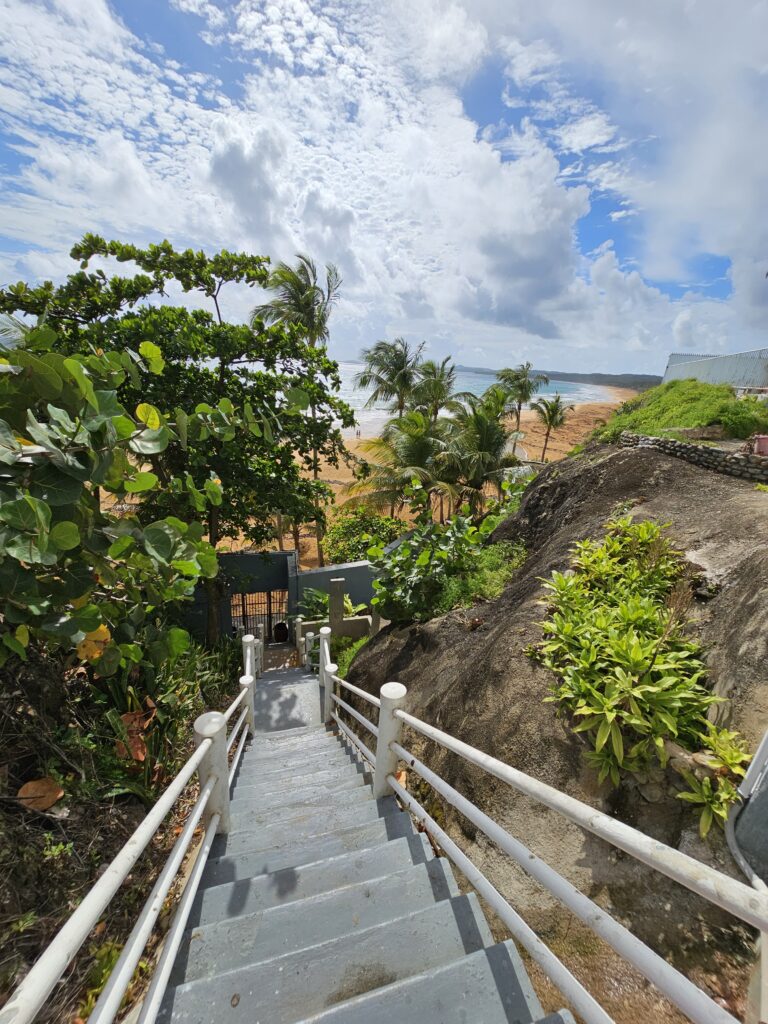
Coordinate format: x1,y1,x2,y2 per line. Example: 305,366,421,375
432,541,526,615
324,506,402,564
366,480,525,623
330,635,369,678
532,516,750,836
597,379,768,442
299,587,367,619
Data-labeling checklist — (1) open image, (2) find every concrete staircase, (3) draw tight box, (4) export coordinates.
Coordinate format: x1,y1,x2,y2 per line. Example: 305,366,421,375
156,668,574,1024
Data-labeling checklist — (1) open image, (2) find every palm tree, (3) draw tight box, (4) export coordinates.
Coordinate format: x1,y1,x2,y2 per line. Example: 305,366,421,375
250,254,341,345
410,357,471,423
251,254,342,565
353,338,424,418
0,314,31,347
439,386,518,513
530,394,574,462
496,362,549,454
345,411,455,515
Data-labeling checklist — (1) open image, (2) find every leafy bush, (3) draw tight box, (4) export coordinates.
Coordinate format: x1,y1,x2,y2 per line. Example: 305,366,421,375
533,516,750,835
324,505,402,564
597,379,768,442
366,480,524,623
432,541,526,616
299,587,367,619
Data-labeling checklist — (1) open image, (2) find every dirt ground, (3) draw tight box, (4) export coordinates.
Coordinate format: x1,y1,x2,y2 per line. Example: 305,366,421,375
348,443,768,1022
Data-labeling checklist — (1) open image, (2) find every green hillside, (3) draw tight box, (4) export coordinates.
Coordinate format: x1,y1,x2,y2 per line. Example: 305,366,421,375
598,379,768,441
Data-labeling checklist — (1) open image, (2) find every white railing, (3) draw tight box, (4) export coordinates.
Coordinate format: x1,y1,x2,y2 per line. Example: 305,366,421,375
322,635,768,1024
1,634,264,1024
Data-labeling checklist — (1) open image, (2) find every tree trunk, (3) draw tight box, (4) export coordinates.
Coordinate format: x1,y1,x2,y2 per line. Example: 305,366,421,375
205,506,221,646
439,494,444,524
511,403,521,455
276,512,284,550
292,522,301,554
541,427,551,462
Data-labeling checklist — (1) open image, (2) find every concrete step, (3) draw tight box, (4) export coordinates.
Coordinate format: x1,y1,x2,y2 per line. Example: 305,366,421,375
188,833,435,924
293,941,570,1024
248,726,333,751
229,776,369,818
231,768,370,806
238,744,357,774
200,811,417,888
157,894,493,1024
170,858,460,985
229,784,374,832
211,797,398,861
306,946,573,1023
233,759,367,793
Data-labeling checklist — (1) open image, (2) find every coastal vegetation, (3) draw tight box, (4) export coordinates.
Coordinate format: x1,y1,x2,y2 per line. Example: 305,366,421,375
348,340,572,516
597,378,768,442
533,515,750,835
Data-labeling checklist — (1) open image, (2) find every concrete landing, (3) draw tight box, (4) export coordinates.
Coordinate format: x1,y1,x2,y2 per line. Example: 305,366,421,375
254,667,321,733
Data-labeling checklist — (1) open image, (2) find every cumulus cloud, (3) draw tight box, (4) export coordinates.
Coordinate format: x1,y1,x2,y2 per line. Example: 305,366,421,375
0,0,766,374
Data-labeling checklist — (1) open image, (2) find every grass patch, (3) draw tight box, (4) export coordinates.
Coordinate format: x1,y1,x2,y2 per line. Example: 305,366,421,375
330,635,370,678
597,379,768,442
433,541,526,616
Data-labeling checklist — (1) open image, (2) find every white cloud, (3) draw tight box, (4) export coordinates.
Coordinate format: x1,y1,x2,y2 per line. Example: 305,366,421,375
0,0,765,375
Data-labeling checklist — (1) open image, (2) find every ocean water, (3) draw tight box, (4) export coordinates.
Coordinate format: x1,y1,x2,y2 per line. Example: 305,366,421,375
336,361,614,436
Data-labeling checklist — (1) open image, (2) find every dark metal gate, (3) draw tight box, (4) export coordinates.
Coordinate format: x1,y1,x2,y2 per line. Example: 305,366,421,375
231,590,289,642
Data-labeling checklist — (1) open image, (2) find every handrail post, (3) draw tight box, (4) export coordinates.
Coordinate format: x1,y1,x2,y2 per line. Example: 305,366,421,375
324,662,338,723
194,712,230,835
254,637,263,677
373,682,407,799
241,633,255,678
319,624,332,693
239,674,255,735
303,631,314,668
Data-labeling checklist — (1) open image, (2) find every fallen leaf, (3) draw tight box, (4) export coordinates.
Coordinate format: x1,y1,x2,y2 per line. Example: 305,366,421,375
395,769,408,788
17,777,64,811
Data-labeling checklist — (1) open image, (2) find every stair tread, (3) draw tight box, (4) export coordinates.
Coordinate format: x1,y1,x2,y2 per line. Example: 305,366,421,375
228,774,366,815
188,833,434,923
158,894,494,1024
292,941,563,1024
200,811,417,887
229,783,373,829
211,798,398,860
171,859,459,985
232,762,368,794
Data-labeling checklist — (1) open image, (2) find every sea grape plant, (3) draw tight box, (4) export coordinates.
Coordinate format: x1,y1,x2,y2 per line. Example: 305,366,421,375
0,323,259,678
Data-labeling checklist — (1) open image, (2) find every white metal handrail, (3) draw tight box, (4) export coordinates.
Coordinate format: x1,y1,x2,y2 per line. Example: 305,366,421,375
3,641,262,1024
331,692,378,738
332,674,381,709
393,707,768,934
387,774,613,1024
89,776,217,1023
391,741,738,1024
227,706,249,752
317,622,765,1024
331,711,376,769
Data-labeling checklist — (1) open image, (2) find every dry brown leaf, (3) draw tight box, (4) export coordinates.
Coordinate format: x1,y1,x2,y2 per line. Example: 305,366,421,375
17,777,64,811
395,769,408,788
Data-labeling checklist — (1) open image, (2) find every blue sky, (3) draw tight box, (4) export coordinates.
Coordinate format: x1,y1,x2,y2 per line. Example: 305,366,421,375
0,0,766,374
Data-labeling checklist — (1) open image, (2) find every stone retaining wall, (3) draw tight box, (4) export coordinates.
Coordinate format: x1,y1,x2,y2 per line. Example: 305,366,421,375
620,431,768,483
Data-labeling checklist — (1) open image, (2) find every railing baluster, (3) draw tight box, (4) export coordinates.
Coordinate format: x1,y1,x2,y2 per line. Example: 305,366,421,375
372,682,406,799
193,711,231,835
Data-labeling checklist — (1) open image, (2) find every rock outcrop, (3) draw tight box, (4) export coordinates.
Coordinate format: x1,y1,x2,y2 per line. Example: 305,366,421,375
348,444,768,1019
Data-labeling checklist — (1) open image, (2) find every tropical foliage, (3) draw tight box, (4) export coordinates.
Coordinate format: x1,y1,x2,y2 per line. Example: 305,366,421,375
0,236,353,638
530,393,574,461
533,515,750,836
496,362,548,454
324,505,402,564
354,337,425,418
365,480,524,623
